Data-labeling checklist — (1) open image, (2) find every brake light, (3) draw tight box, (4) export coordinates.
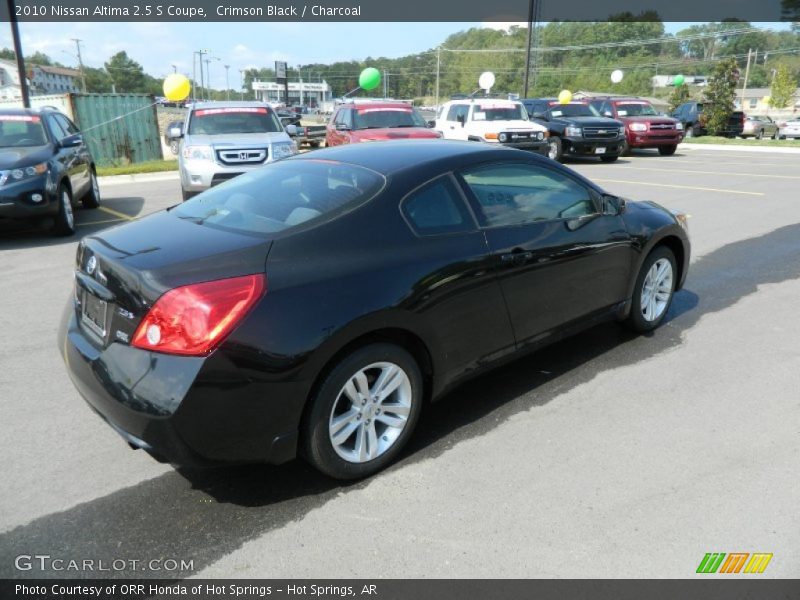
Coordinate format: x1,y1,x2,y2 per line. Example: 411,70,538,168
132,274,266,356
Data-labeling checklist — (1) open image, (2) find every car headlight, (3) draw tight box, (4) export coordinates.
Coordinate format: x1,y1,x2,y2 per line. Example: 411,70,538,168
676,122,684,131
565,126,582,137
272,142,297,160
0,162,48,186
630,123,647,132
670,209,690,234
182,145,213,161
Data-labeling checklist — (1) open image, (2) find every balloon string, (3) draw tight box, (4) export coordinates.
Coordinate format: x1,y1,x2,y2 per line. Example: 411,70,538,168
78,100,162,135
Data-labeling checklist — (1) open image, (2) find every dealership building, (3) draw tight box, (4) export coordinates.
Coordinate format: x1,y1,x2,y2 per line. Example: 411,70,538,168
251,80,333,106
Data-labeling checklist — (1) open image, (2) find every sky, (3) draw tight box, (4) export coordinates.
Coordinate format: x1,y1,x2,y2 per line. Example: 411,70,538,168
0,21,791,89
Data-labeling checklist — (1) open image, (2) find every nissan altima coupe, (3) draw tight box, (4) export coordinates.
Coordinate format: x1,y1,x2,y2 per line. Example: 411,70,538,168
60,140,690,480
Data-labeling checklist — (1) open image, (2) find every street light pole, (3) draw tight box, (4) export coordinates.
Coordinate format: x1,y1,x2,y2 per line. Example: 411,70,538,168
224,64,230,100
7,0,30,107
522,0,537,98
239,69,245,100
435,46,441,109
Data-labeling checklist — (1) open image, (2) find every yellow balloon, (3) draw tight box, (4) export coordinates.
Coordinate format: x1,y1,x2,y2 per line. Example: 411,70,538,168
163,74,191,102
558,89,573,104
762,96,771,104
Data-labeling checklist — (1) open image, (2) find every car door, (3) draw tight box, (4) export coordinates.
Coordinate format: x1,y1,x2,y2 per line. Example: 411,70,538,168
456,160,633,348
46,113,89,197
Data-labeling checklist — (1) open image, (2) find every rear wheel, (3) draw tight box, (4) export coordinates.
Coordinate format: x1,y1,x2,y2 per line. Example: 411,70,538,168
756,129,764,140
658,145,677,156
52,185,75,236
685,123,697,138
302,343,423,480
625,246,676,333
81,169,101,208
547,136,563,161
620,140,631,156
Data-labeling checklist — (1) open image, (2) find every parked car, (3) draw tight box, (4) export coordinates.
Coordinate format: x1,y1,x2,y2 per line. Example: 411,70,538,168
777,118,800,139
741,115,779,139
435,98,548,154
0,107,100,236
523,98,625,162
587,97,683,155
326,101,440,147
671,102,745,138
177,101,298,201
59,140,690,480
275,110,302,128
163,120,183,155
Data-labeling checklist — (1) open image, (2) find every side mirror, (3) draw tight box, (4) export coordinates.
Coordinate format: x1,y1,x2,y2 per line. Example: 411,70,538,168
169,126,183,138
602,194,626,216
426,120,436,128
603,111,613,118
59,134,83,148
285,124,298,136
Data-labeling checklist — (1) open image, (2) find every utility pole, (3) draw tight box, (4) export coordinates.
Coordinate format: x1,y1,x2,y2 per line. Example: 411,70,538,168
239,69,245,100
435,46,441,108
7,0,30,107
383,69,387,98
171,64,177,73
224,64,230,100
522,0,537,98
741,48,752,108
71,39,87,92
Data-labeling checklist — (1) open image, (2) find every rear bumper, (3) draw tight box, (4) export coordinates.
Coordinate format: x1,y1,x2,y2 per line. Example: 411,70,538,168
59,300,306,468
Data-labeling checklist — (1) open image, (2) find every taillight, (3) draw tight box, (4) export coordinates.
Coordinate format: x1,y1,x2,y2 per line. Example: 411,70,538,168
132,274,266,356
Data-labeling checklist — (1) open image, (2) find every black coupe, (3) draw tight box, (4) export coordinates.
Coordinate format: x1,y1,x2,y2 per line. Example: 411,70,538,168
60,140,690,479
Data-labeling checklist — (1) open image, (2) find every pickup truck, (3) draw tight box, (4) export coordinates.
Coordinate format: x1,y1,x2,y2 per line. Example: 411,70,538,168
671,102,745,138
587,97,683,156
522,98,625,162
289,124,327,147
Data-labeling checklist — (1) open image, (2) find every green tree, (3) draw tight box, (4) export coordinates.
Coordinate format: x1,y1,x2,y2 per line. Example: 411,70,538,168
104,51,146,93
668,84,691,111
703,57,739,135
769,63,798,108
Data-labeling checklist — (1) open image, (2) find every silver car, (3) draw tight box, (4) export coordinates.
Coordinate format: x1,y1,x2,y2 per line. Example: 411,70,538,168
777,118,800,140
741,115,779,139
178,101,297,201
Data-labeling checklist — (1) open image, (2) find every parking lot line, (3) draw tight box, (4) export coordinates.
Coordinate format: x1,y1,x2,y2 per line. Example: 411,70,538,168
591,178,765,196
630,157,798,168
76,218,125,228
608,165,800,180
98,206,136,221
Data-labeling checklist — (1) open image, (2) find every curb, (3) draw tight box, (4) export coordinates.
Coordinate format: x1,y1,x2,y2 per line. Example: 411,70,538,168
97,171,180,187
681,143,800,155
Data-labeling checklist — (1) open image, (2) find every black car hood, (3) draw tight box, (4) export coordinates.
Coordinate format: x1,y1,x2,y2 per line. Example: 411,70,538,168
0,145,52,169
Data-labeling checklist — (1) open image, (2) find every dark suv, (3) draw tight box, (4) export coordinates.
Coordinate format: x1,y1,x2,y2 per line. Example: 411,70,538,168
588,97,683,156
0,107,100,235
523,98,625,162
671,102,745,138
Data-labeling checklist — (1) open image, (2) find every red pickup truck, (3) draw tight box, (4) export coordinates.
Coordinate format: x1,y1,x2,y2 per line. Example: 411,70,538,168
588,97,684,156
326,101,440,146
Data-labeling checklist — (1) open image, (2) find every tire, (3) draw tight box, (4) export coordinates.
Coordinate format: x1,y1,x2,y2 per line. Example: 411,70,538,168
684,124,696,138
620,140,631,156
600,155,619,163
81,169,101,208
169,139,180,155
302,343,423,480
52,184,75,236
756,129,764,140
658,145,677,156
625,246,677,333
181,188,197,202
546,136,563,161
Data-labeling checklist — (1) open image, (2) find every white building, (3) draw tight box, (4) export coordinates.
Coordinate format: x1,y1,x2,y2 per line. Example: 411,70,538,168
251,80,332,106
0,58,23,100
29,65,81,95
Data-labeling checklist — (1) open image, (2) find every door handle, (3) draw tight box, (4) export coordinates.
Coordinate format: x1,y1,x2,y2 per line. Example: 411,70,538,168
500,250,533,263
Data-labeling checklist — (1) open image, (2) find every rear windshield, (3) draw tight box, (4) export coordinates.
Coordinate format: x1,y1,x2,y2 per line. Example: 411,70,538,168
172,159,385,235
187,107,283,135
472,103,528,122
548,103,600,118
353,107,427,130
0,115,47,147
615,103,657,117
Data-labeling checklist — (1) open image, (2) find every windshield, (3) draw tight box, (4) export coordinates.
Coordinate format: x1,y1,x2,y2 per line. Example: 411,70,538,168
615,103,658,117
548,103,599,118
352,107,427,130
472,102,528,122
187,107,283,135
0,115,47,147
173,159,385,236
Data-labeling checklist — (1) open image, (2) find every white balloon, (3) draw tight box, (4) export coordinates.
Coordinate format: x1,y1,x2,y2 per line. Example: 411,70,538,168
611,69,624,84
478,71,496,91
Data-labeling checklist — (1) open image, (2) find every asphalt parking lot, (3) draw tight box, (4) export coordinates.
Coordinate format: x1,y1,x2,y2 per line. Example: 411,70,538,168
1,146,798,579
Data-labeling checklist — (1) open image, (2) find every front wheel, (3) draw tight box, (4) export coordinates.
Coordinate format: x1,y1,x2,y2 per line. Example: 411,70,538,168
52,185,75,236
547,136,563,161
658,145,677,156
600,155,619,163
302,343,423,480
625,246,677,333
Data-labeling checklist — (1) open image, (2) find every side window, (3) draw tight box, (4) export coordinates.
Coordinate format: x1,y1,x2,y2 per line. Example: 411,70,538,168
460,163,596,227
402,176,474,236
341,108,353,129
446,104,468,122
46,115,69,141
56,114,80,135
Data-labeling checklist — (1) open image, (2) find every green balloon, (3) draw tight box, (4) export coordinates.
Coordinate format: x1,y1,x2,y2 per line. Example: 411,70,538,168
674,74,685,87
359,67,381,91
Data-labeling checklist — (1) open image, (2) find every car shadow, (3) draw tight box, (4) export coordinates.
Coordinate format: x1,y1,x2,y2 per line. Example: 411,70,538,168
2,223,800,578
0,197,146,250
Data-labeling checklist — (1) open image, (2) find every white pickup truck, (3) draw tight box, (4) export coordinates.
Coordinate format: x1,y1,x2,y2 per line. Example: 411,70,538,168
434,98,548,154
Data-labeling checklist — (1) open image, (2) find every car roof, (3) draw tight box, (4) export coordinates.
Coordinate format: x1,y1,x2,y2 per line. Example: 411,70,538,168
340,101,415,109
288,139,552,177
191,101,273,110
522,98,588,104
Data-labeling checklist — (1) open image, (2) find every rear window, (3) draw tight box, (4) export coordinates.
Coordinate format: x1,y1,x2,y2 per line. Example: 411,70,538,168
352,107,427,130
172,159,385,236
615,103,657,117
548,103,600,118
187,107,282,134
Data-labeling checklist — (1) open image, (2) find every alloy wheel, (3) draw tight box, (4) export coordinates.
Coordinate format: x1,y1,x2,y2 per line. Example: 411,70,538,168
640,258,673,322
62,190,74,230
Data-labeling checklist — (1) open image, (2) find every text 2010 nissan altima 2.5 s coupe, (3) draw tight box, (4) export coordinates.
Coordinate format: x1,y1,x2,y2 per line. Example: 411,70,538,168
59,140,690,480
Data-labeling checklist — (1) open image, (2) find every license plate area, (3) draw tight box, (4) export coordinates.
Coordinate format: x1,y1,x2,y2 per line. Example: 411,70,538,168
81,289,108,339
594,147,607,154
